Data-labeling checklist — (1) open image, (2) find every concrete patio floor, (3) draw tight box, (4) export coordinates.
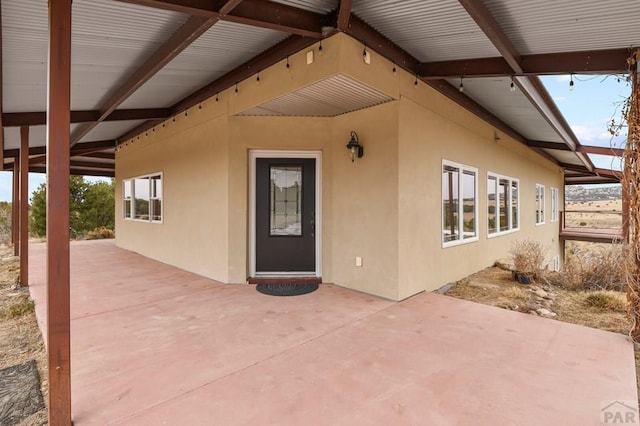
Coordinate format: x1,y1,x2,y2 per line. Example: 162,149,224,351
28,240,638,425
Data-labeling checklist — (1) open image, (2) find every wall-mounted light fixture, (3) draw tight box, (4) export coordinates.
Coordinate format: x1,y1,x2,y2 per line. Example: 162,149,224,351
346,131,364,162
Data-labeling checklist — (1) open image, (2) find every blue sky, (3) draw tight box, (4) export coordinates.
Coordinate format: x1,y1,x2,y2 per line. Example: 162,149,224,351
540,74,630,171
0,74,631,202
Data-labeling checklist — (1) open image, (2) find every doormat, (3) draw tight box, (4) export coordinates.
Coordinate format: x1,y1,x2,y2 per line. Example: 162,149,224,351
256,282,319,297
0,360,45,425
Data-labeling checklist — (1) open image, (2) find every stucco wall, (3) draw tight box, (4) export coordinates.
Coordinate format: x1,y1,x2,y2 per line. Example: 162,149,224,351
115,106,230,282
397,92,563,299
116,33,564,301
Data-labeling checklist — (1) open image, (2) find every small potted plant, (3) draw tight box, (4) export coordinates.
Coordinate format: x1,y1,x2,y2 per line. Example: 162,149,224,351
509,239,546,284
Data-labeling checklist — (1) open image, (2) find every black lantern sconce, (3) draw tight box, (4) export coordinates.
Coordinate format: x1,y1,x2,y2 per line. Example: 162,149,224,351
346,131,364,162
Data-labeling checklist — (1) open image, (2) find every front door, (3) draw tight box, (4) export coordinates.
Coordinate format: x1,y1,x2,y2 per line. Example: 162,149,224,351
255,158,316,273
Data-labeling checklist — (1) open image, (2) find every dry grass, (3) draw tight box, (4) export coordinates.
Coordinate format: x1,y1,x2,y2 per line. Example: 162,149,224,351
584,291,628,312
0,244,48,425
562,242,630,291
86,226,115,240
1,296,35,319
508,239,547,276
565,200,622,229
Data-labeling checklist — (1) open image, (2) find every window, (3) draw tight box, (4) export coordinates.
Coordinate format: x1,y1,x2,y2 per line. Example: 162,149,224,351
552,255,560,272
487,173,519,236
442,160,478,246
550,187,559,222
536,184,545,225
123,173,163,223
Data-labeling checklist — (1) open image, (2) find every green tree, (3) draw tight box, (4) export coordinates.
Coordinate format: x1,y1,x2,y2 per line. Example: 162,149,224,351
30,184,47,237
29,177,115,238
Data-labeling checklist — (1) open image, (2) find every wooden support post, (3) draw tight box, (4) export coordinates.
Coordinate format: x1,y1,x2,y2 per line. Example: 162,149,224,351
47,1,72,424
19,126,29,287
12,156,19,256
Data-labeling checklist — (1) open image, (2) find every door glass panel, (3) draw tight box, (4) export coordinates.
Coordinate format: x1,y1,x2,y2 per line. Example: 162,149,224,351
270,166,302,236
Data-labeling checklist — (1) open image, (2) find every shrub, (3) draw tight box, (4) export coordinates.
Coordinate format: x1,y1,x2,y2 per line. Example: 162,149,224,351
86,227,115,240
583,291,626,312
579,221,587,226
562,243,630,291
1,297,34,319
509,239,547,279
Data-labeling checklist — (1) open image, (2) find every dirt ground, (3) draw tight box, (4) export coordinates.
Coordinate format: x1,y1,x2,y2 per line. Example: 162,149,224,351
447,265,639,405
0,244,48,425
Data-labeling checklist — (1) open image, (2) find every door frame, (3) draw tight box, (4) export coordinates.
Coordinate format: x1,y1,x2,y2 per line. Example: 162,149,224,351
249,150,322,277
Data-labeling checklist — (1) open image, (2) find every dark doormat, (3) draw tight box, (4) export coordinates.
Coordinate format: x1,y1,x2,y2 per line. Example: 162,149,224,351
0,360,45,425
256,282,319,297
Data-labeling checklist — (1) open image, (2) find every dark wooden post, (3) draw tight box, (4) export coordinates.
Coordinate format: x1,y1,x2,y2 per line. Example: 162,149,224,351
19,126,29,287
12,155,19,256
47,0,72,424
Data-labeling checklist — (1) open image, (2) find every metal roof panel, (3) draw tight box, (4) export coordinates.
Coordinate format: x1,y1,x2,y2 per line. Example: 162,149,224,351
483,0,640,55
238,74,395,117
353,0,499,62
120,21,290,109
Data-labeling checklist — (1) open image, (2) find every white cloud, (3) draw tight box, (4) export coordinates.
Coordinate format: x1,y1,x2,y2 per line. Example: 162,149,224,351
554,75,572,82
571,123,613,145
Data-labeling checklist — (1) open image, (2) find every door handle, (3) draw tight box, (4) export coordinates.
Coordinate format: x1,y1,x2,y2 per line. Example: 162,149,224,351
310,219,315,238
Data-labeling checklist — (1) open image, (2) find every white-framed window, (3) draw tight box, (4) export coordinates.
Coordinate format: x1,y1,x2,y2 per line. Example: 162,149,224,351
487,173,519,237
552,254,561,272
442,160,478,247
550,187,559,222
536,183,545,225
123,172,163,223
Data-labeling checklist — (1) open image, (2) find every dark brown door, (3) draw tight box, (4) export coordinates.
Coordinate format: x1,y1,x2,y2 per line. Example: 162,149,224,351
256,158,316,272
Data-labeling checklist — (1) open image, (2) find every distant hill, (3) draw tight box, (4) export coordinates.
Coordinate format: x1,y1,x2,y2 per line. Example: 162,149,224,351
565,185,621,202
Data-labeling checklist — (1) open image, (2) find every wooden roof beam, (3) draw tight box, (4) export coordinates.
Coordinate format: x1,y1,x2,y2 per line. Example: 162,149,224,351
3,108,170,127
70,16,217,146
577,145,625,156
337,0,352,31
420,48,631,79
457,0,592,172
343,15,528,145
117,0,324,38
526,140,571,151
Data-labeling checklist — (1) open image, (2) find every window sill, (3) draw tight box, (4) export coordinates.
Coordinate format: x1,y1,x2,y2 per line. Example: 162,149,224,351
442,236,479,249
487,228,520,238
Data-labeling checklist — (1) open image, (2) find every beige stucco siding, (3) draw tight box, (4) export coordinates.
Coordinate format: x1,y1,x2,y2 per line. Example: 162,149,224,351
116,110,230,282
398,93,563,299
116,33,564,301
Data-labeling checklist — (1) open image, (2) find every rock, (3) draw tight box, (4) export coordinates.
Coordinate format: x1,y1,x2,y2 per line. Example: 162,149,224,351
495,258,515,271
467,282,499,290
529,310,539,316
542,299,553,308
531,289,548,298
536,308,557,318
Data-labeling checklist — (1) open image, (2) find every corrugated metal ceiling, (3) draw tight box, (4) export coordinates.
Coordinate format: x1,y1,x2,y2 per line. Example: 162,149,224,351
446,76,565,143
353,0,500,62
237,74,395,117
271,0,338,14
483,0,640,55
2,0,633,179
120,21,290,109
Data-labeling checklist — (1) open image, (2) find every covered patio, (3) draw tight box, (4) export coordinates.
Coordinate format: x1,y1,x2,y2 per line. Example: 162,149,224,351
28,240,638,424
